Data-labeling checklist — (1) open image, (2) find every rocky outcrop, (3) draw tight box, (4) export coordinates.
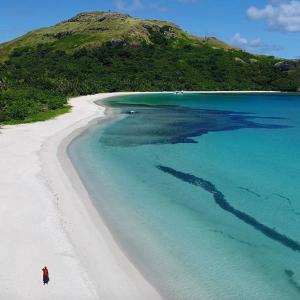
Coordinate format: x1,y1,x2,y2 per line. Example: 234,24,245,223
235,57,246,64
141,23,178,40
274,60,299,71
106,39,122,46
87,26,110,32
63,12,130,23
250,58,258,63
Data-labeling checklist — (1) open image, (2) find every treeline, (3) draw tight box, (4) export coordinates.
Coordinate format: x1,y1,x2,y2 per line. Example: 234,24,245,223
0,39,297,122
0,87,67,123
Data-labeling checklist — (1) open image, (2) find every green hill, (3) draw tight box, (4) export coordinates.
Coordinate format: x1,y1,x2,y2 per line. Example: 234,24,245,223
0,11,299,123
0,12,236,62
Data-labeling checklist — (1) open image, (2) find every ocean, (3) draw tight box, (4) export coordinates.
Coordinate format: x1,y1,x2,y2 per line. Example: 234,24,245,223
68,93,300,300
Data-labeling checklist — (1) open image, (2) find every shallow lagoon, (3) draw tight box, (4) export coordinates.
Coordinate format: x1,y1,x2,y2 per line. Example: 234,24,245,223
69,93,300,299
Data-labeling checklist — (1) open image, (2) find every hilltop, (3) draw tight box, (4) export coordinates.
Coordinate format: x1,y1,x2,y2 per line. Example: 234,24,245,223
0,12,234,61
0,11,299,123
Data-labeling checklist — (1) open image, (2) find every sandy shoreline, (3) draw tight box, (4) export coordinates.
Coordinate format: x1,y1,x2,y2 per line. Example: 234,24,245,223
0,90,291,299
0,92,162,300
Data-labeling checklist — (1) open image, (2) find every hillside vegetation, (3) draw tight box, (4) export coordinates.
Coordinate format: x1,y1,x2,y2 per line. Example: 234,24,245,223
0,11,299,123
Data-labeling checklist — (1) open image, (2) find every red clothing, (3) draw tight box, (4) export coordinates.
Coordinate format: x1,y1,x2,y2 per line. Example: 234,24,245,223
42,268,49,277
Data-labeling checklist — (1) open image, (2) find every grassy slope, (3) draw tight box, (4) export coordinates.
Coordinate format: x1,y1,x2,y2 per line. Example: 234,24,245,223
0,12,236,62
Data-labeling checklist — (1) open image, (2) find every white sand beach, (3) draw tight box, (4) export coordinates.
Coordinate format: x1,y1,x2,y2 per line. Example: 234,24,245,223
0,92,162,300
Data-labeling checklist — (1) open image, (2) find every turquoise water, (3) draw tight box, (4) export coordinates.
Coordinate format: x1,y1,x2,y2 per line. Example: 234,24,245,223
69,93,300,300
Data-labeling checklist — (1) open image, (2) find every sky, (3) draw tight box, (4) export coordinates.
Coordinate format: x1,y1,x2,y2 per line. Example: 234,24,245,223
0,0,299,58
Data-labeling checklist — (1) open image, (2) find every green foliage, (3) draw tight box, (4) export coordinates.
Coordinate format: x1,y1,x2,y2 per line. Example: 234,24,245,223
53,34,94,50
0,87,67,122
0,11,299,124
5,106,71,124
0,12,201,63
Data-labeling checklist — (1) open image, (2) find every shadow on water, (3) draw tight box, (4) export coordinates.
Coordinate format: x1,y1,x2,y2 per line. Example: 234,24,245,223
100,104,291,147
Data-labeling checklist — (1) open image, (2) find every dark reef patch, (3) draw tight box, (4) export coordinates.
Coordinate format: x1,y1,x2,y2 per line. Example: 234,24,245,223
100,103,290,147
239,187,261,198
285,269,300,292
157,165,300,253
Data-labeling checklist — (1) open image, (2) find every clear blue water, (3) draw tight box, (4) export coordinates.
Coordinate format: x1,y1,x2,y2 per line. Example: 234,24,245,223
68,93,300,300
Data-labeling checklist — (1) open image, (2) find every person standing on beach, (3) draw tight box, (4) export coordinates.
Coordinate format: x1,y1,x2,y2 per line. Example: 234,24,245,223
42,266,49,285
